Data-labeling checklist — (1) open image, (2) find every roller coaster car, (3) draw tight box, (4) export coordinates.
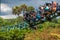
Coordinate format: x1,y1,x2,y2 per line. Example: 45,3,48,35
44,11,51,15
24,11,44,23
57,11,60,16
57,8,60,16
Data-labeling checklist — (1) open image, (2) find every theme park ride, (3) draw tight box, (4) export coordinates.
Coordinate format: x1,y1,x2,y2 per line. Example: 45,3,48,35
0,1,60,31
23,1,60,29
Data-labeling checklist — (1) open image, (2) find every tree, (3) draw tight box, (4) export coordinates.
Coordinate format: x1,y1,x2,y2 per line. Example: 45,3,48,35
12,6,22,17
27,6,35,12
20,4,27,13
0,17,6,27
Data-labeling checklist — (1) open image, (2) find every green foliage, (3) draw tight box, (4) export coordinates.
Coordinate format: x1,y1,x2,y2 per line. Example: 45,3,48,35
16,16,24,23
0,16,60,40
0,27,32,40
57,19,60,24
27,6,35,12
12,6,22,16
0,17,7,27
20,4,27,11
37,19,60,31
0,16,24,27
12,4,35,17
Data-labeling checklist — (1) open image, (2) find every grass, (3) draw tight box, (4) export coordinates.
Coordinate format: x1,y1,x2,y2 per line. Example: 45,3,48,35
0,17,60,40
24,28,60,40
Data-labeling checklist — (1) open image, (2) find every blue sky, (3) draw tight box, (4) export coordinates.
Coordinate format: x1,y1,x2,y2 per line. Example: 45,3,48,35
0,0,60,19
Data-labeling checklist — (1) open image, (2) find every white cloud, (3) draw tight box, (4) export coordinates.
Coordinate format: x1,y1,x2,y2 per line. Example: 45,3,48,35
0,14,23,19
0,3,12,12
